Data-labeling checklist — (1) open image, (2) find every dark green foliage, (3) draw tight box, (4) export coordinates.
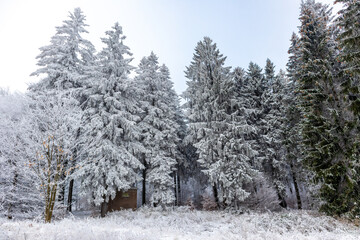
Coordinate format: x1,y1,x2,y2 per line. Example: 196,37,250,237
284,33,304,197
293,0,360,217
337,0,360,115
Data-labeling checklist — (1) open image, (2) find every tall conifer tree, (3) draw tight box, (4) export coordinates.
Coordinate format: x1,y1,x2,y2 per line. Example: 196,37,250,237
78,23,143,216
284,32,304,209
184,37,256,207
337,0,360,114
261,67,288,208
297,0,360,216
135,53,180,207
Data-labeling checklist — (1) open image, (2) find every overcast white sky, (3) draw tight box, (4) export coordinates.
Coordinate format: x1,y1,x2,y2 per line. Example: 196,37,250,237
0,0,341,94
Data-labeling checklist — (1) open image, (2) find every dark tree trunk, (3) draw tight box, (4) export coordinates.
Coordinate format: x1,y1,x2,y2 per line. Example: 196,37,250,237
100,201,108,218
177,173,181,205
270,164,287,208
142,162,147,206
291,162,302,209
278,193,287,208
212,184,220,209
67,146,78,212
58,153,70,205
7,171,18,219
174,172,178,206
58,184,65,204
67,179,74,212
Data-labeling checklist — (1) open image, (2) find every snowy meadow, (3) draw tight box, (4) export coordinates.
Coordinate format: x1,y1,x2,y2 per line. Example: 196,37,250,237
1,208,359,240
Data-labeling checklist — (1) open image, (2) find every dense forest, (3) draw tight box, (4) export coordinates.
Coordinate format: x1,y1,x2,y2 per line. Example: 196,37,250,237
1,0,360,223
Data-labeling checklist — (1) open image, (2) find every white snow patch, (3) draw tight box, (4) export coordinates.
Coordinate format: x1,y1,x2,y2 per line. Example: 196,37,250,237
0,208,359,240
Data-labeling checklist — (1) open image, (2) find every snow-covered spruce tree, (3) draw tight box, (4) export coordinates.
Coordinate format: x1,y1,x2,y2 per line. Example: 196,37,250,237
284,32,304,209
134,53,180,207
336,0,360,115
261,67,288,208
30,7,95,93
159,64,186,207
245,62,266,128
335,0,360,217
232,65,282,210
232,65,261,164
234,61,284,210
29,8,95,210
183,37,256,208
233,67,247,94
247,62,267,94
237,62,266,169
287,33,302,83
297,0,360,216
78,23,143,217
0,92,42,219
264,58,276,86
172,93,187,206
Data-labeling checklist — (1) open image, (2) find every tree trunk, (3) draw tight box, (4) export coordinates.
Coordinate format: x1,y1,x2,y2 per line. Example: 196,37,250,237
291,162,302,209
278,193,287,208
45,184,58,223
67,179,74,212
177,173,181,205
142,165,147,206
270,164,287,208
174,172,178,206
67,146,78,212
7,171,18,219
58,156,69,205
58,184,65,204
212,184,220,209
100,201,108,218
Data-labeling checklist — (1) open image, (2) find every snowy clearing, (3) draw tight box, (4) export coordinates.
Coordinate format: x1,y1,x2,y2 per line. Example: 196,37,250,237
1,208,359,240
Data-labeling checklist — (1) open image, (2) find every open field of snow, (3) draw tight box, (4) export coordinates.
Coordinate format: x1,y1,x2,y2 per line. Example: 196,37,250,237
1,208,359,240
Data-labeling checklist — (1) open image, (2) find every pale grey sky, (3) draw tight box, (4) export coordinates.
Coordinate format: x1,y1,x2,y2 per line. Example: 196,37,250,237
0,0,341,94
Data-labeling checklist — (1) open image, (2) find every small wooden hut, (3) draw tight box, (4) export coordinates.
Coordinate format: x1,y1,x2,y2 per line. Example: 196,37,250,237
107,189,137,212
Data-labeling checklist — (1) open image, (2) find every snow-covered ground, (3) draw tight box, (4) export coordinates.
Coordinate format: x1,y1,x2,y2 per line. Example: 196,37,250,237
0,208,359,240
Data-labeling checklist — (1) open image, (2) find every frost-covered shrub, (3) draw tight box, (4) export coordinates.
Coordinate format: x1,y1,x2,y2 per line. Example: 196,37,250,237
242,174,280,211
186,198,195,210
201,194,217,211
0,93,43,220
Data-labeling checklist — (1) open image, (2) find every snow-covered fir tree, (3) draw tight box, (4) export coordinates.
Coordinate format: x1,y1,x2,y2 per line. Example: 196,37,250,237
159,64,186,206
284,32,304,209
264,58,276,86
335,0,360,216
247,62,267,94
296,0,360,216
234,61,285,209
78,23,143,216
261,67,288,208
336,0,360,115
232,67,247,94
184,37,257,207
240,62,266,168
30,8,95,93
134,53,180,207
